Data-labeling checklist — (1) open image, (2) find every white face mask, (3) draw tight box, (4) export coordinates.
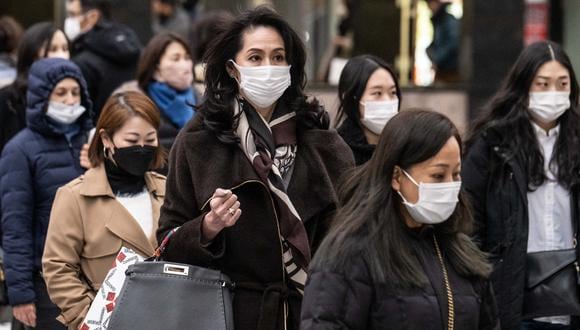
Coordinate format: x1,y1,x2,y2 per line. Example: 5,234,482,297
46,101,86,124
528,91,570,124
64,17,81,41
397,169,461,225
155,59,194,91
230,60,291,109
360,99,399,135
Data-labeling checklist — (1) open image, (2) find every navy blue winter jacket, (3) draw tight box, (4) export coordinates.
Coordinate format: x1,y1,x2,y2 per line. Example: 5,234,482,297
0,58,93,305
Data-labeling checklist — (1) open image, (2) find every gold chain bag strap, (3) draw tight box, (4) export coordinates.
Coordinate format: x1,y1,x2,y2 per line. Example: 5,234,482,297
433,234,455,330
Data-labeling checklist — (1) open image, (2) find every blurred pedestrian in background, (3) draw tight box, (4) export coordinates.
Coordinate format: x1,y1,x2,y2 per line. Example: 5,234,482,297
137,32,197,152
0,58,93,329
0,22,70,154
65,0,142,121
0,16,23,88
151,0,190,40
190,10,234,84
463,41,580,329
335,54,401,165
156,6,353,329
301,110,498,329
43,92,166,329
426,0,459,84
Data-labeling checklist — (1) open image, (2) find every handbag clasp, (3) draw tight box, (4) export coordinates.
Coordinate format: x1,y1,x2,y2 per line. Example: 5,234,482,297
163,264,190,276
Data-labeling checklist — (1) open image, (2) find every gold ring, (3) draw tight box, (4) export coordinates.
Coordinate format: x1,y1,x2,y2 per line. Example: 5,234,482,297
228,208,235,216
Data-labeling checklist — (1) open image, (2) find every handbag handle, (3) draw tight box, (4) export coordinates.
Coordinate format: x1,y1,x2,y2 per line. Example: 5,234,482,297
153,227,180,260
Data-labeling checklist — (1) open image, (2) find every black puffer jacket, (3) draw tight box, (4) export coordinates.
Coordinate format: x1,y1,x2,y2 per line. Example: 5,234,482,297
301,227,499,330
462,128,580,330
71,21,141,120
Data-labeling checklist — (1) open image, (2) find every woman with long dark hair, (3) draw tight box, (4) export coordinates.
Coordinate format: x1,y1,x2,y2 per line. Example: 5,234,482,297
156,6,353,329
336,54,401,164
0,21,70,152
301,110,498,329
462,41,580,329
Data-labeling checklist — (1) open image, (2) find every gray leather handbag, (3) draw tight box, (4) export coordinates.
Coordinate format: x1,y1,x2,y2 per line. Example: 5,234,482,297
108,228,235,330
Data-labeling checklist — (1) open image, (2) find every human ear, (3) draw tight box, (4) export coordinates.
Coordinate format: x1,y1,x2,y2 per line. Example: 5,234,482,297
99,129,114,150
391,166,402,191
226,61,239,81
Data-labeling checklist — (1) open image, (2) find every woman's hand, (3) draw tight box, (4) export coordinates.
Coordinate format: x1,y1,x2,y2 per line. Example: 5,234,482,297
79,143,91,169
13,303,36,327
201,188,242,242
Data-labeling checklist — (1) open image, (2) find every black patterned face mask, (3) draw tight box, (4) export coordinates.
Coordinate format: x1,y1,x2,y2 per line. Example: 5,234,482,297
112,145,157,176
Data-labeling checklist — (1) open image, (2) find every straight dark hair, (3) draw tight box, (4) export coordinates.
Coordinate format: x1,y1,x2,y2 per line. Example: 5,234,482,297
13,22,65,94
335,54,402,127
137,32,193,91
201,5,328,144
313,110,491,288
466,41,580,189
80,0,112,20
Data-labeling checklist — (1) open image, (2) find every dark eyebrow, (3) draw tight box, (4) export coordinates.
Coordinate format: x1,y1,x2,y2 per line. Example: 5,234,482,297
429,164,449,168
536,75,570,80
246,48,265,54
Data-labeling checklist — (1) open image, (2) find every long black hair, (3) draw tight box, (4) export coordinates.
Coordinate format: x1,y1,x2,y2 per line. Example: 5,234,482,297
335,54,401,127
200,5,327,144
12,22,67,95
466,41,580,190
313,110,491,288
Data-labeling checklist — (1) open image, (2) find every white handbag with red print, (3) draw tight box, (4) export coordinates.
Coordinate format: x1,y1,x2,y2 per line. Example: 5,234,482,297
80,247,144,330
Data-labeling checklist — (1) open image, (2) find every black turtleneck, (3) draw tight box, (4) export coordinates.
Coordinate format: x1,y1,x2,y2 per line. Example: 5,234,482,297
104,158,146,196
337,118,376,165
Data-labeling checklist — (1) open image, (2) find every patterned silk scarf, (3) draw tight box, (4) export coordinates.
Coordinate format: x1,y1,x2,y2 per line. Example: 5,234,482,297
234,100,310,293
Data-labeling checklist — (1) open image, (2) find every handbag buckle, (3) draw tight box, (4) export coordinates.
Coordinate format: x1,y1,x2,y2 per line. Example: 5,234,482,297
163,264,190,276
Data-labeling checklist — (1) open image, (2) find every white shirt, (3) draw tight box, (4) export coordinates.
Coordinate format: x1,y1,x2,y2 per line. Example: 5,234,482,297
527,122,573,325
116,189,154,238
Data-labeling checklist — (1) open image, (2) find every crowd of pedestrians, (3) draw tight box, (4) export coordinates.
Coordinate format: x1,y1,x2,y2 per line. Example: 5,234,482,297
0,1,579,330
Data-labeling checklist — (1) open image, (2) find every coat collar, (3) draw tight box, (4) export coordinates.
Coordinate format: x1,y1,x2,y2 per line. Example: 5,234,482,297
482,128,528,205
79,164,165,256
80,164,165,199
195,129,340,223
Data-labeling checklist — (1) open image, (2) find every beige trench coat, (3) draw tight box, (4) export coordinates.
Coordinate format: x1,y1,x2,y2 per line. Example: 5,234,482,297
42,165,165,329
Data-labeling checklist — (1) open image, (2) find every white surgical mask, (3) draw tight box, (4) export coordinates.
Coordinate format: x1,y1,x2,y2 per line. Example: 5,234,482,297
64,17,81,41
360,99,399,135
46,101,86,124
528,91,570,124
230,60,291,109
155,59,194,91
397,169,461,225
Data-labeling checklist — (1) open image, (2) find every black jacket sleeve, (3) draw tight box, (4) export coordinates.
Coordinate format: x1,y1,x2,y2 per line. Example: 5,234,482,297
301,258,373,330
462,136,492,248
478,280,500,330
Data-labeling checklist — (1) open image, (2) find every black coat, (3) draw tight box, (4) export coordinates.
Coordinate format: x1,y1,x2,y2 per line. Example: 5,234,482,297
337,118,375,165
71,21,141,120
157,115,355,329
462,128,580,330
300,227,499,329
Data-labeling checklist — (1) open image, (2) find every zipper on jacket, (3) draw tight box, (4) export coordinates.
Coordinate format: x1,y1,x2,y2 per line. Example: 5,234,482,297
201,179,288,328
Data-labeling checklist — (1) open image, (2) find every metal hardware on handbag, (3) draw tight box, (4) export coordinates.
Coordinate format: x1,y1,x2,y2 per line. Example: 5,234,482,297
107,227,235,330
163,263,189,276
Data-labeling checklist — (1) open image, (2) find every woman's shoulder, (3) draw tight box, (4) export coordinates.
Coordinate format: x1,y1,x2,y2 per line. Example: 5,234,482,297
1,128,38,153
